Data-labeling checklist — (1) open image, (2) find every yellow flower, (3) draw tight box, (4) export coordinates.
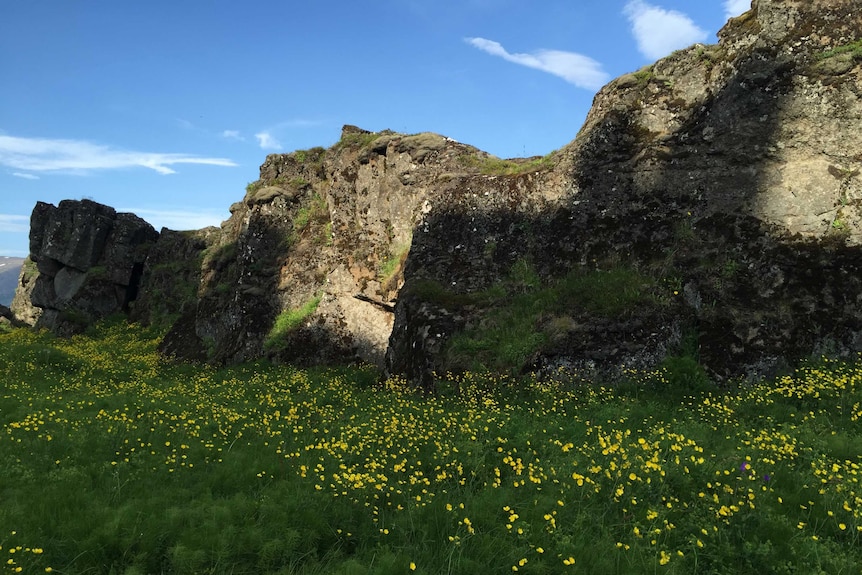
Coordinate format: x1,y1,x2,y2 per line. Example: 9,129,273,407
410,561,416,571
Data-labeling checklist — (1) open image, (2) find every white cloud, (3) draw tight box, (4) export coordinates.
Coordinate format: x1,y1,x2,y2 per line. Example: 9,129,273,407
724,0,750,20
0,214,29,233
12,172,39,180
0,134,237,175
465,37,609,90
255,131,282,150
222,130,245,141
121,207,228,231
624,0,708,61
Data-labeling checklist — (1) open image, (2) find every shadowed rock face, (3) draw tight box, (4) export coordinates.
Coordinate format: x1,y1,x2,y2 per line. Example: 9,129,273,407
26,199,158,335
387,0,862,383
14,0,862,384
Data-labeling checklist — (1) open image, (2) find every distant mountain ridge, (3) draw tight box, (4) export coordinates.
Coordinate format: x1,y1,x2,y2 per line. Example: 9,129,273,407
0,257,24,307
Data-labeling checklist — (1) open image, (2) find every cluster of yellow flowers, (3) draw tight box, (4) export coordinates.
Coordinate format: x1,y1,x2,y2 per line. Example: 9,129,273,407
1,323,860,572
0,532,51,574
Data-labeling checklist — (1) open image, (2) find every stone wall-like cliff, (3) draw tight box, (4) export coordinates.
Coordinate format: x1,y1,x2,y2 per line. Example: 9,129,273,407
387,0,862,383
155,126,525,366
13,0,862,385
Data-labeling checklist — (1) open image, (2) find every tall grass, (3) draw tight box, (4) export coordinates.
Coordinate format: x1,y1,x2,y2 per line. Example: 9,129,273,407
264,295,322,352
446,263,655,373
1,323,860,574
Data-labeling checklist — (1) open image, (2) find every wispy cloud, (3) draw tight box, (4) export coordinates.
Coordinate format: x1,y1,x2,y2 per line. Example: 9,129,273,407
255,131,282,150
465,37,609,90
624,0,708,61
0,134,237,175
12,172,39,180
0,214,30,233
122,207,228,231
251,119,323,151
222,130,245,141
724,0,750,20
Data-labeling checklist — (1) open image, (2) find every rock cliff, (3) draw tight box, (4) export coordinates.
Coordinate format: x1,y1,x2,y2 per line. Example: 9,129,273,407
156,126,507,366
14,0,862,385
388,0,862,383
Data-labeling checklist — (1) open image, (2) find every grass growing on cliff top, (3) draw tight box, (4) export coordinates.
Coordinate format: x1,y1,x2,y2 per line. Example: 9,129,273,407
458,152,556,176
2,322,861,575
333,130,381,151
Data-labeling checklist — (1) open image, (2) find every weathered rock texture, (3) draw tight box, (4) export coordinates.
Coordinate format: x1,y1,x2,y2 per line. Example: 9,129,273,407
0,304,26,331
9,257,41,326
15,0,862,385
157,127,506,365
386,0,862,383
27,199,158,335
130,227,220,331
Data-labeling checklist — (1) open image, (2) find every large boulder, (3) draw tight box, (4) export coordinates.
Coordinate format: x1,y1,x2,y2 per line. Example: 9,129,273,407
27,199,158,335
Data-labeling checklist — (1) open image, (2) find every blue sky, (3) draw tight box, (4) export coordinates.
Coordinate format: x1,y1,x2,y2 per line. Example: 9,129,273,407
0,0,750,257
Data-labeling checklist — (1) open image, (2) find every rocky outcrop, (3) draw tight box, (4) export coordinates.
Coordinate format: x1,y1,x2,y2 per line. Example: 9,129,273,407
158,126,504,365
130,227,220,331
27,199,158,335
13,0,862,385
387,0,862,382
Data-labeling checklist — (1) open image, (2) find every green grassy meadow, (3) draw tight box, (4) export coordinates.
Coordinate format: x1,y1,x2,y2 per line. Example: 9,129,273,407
1,322,861,574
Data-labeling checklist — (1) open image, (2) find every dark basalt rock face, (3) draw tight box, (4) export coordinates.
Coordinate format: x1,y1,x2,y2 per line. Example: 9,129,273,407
386,0,862,383
26,199,158,336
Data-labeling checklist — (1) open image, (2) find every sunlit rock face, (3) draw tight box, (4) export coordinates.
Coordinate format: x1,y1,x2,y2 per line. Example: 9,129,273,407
157,126,506,366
